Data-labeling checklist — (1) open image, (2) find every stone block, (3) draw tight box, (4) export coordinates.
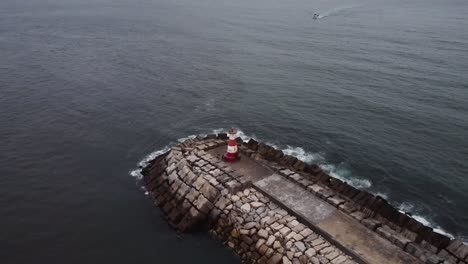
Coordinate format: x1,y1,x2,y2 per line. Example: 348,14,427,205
193,195,213,215
289,173,303,182
192,176,207,191
168,207,184,223
176,159,189,172
180,199,192,214
185,188,199,203
355,192,374,207
437,249,459,263
453,243,468,260
424,230,452,251
280,168,295,176
267,253,283,264
376,225,396,241
390,233,411,250
404,218,423,233
200,182,220,203
178,207,203,231
317,171,331,183
447,239,463,255
341,185,360,199
167,171,178,185
154,194,167,206
325,250,340,261
317,188,334,199
215,197,231,210
287,156,299,167
273,150,284,161
361,218,382,231
298,179,313,188
246,138,259,150
226,180,242,193
328,178,343,190
360,207,376,218
295,241,306,252
169,178,182,193
293,160,306,171
161,201,174,215
184,171,197,185
166,163,177,174
327,196,346,207
425,254,443,264
339,202,358,214
400,228,418,242
305,247,316,257
319,246,334,255
311,238,325,247
421,240,439,254
175,182,190,201
416,225,434,243
350,211,367,222
405,242,425,257
307,184,324,194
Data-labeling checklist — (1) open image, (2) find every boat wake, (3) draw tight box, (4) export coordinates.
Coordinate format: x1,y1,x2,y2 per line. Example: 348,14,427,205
313,5,361,19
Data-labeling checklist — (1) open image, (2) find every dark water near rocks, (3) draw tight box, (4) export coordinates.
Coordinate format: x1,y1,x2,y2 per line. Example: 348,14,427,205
1,0,468,262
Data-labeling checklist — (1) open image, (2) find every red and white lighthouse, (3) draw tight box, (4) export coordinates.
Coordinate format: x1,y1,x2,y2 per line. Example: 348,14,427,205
223,128,240,162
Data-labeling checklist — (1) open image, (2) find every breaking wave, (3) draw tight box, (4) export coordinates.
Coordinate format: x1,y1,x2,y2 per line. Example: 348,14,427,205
129,145,171,181
282,146,324,164
281,145,372,189
211,128,252,142
372,191,389,200
398,202,454,239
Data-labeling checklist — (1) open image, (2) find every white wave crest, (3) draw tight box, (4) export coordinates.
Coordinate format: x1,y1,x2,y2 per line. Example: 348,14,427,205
280,145,372,189
372,191,389,200
212,128,252,142
320,163,372,189
177,135,196,143
129,145,171,180
282,146,324,164
397,202,454,239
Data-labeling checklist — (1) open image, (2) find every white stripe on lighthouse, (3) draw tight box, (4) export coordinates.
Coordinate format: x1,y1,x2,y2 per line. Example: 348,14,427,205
227,145,238,153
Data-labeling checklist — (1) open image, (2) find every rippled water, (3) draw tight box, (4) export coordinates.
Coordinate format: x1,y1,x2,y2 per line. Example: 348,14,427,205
1,0,468,262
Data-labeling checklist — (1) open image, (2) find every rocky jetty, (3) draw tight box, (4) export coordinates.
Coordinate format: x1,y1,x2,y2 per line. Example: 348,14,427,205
141,133,468,264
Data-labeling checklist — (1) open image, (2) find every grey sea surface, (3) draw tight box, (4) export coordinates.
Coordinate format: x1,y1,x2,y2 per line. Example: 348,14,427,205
1,0,467,262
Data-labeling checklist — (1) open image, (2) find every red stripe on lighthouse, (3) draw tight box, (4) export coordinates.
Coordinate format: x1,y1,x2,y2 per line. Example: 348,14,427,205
223,128,240,162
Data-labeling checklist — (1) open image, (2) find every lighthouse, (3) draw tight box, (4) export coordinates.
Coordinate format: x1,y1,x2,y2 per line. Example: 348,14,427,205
223,128,241,162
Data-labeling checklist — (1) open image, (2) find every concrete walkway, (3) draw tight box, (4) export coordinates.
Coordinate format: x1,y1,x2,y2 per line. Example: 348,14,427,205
209,147,273,182
254,174,421,264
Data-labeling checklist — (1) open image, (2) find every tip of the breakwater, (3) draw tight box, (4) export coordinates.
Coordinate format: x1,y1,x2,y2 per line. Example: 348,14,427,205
140,132,468,264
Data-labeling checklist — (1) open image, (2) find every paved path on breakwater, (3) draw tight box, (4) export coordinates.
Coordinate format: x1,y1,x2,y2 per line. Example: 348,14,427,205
254,174,419,264
209,146,273,182
211,146,419,263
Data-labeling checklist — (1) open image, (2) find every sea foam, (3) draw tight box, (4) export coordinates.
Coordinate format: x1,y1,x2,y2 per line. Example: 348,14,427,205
398,202,454,239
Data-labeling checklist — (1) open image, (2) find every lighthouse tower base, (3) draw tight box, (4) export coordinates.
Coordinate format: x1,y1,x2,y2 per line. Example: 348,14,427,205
223,152,240,162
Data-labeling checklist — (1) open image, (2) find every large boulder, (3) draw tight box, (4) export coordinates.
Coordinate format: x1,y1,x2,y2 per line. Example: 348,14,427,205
246,138,259,150
217,133,228,140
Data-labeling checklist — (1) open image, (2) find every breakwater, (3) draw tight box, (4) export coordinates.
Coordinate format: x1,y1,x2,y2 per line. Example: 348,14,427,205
141,133,468,264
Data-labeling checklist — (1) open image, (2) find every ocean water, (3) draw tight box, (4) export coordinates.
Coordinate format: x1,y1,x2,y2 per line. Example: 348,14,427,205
1,0,468,262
